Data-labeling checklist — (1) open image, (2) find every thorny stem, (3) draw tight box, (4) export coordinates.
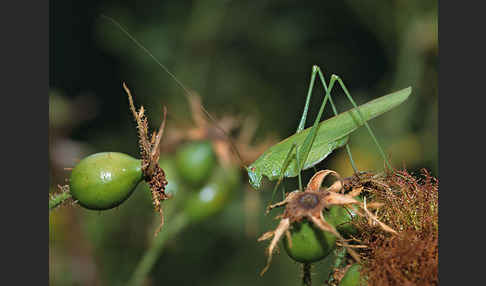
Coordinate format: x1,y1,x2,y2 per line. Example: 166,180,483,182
302,263,312,286
127,212,189,286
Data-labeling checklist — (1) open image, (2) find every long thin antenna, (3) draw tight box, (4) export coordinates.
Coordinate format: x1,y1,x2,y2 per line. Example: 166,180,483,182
100,15,191,96
100,14,245,166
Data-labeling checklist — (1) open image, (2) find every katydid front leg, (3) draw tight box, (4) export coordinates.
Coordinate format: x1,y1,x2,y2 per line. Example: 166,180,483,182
294,66,335,175
315,68,359,173
268,66,324,204
296,65,320,133
246,65,336,190
269,143,297,205
263,65,346,195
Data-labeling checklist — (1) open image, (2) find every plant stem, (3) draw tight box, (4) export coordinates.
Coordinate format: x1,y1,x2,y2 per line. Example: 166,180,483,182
302,263,312,286
326,248,347,285
49,191,72,210
127,212,189,286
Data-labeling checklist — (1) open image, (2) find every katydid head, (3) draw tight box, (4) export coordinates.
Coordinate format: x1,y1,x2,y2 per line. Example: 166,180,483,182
247,165,262,190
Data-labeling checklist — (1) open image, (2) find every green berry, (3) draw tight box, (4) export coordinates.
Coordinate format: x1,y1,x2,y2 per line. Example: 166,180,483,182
324,196,362,237
69,152,143,210
283,220,337,263
158,157,181,197
325,205,358,237
175,141,217,187
184,165,241,222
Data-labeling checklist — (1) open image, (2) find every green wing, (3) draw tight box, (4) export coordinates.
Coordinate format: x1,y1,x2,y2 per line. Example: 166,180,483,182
247,87,411,190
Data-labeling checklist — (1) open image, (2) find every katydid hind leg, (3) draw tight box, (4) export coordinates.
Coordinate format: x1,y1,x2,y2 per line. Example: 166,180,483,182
289,65,333,192
330,75,392,170
316,70,359,174
295,65,335,173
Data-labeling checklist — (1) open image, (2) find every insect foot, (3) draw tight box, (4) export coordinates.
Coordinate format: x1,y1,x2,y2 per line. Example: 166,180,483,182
257,169,396,276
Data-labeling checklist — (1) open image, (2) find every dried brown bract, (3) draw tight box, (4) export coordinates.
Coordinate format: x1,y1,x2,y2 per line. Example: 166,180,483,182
123,83,169,235
162,93,277,167
257,169,397,276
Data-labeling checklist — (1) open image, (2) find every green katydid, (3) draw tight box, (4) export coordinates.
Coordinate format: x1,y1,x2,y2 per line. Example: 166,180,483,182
98,17,411,281
100,15,411,193
246,65,411,190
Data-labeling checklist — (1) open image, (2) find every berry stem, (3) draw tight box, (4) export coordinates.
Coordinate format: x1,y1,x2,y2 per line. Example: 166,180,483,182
326,248,347,285
126,211,189,286
302,263,312,286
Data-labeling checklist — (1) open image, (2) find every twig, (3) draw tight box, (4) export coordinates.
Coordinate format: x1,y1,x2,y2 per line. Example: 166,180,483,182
302,263,312,286
326,247,347,285
126,212,189,286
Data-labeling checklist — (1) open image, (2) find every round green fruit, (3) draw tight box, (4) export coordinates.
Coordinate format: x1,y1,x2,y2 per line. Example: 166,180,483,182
324,196,362,237
324,205,358,238
283,220,337,263
184,166,241,223
339,264,364,286
175,141,217,187
69,152,143,210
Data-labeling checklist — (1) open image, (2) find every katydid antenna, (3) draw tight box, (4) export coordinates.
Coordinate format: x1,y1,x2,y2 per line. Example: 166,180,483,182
100,14,246,167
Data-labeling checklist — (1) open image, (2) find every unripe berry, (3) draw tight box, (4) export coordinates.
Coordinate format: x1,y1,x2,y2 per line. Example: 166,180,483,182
69,152,143,210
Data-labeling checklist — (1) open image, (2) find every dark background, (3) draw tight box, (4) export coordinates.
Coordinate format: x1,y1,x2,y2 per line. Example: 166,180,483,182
49,1,437,285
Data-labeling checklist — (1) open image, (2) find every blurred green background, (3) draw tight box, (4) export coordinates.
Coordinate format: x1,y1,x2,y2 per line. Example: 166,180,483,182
49,0,437,285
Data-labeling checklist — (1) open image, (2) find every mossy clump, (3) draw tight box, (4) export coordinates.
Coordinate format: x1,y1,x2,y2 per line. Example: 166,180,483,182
348,169,438,285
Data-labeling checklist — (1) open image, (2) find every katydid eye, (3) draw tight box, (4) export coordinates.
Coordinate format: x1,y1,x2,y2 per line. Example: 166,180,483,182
69,152,143,210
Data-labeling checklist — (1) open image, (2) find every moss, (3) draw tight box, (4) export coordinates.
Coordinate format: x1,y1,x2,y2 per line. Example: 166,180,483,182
351,169,438,285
